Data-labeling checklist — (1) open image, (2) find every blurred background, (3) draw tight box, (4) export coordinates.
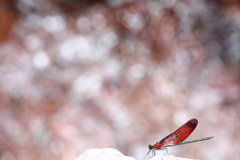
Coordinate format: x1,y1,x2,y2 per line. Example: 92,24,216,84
0,0,240,160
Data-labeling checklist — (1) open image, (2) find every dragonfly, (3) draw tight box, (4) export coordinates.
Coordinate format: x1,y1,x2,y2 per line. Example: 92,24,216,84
144,118,213,159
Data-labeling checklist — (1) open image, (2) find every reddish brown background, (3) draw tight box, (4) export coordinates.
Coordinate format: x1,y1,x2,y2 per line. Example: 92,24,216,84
0,0,240,160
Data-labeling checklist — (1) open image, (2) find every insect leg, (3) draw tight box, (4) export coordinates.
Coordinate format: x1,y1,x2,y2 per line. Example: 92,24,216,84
152,150,156,157
163,148,169,156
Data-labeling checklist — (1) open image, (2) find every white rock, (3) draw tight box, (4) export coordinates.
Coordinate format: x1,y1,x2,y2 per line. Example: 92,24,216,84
75,148,198,160
75,148,135,160
151,155,198,160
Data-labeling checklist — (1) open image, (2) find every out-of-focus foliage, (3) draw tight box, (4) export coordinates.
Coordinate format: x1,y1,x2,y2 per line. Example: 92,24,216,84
0,0,240,160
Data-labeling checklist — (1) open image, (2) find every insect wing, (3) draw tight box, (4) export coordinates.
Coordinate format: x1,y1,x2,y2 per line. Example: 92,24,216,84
159,118,198,146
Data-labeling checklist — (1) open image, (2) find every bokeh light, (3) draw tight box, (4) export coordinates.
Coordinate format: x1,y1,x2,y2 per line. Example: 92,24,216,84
0,1,240,160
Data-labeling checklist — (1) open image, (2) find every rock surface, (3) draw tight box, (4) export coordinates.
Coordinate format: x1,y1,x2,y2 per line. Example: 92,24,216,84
75,148,135,160
75,148,198,160
151,155,198,160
